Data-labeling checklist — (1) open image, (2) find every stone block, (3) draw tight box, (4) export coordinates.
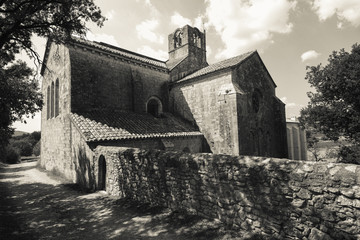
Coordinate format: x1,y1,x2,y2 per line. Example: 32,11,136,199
297,189,312,200
308,228,333,240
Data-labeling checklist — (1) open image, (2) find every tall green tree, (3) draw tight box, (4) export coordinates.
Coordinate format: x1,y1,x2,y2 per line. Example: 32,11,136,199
0,0,106,146
300,43,360,162
0,61,42,145
300,43,360,143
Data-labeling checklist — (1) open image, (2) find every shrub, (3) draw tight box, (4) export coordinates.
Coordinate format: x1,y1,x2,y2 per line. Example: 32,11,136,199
337,145,360,165
11,140,33,156
33,140,41,156
5,146,21,164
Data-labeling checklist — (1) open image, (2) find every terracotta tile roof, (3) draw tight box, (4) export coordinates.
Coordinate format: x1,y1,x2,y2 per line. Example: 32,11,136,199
71,38,168,69
70,110,202,142
178,51,256,82
166,55,188,71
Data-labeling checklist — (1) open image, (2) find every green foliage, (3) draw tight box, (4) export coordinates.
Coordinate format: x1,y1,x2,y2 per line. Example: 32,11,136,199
33,140,41,156
5,146,21,164
337,145,360,165
11,140,33,156
0,62,42,146
5,131,41,157
300,43,360,157
305,129,322,161
0,0,106,65
0,0,105,147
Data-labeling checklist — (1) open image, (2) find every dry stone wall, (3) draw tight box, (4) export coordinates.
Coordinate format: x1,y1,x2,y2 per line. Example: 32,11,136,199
95,146,360,239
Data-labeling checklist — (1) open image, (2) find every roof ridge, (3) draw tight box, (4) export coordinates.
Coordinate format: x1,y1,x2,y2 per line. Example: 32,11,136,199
70,37,168,69
176,51,256,83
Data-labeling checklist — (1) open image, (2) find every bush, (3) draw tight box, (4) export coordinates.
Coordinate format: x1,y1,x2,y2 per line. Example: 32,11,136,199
33,140,40,156
5,146,21,164
337,145,360,165
11,140,33,156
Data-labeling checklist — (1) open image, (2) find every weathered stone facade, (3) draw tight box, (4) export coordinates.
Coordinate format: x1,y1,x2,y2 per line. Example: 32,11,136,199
40,25,287,187
170,52,287,157
95,146,360,239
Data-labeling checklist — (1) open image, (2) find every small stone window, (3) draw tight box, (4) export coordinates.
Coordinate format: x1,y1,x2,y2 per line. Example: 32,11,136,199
47,86,50,119
146,96,163,117
51,81,55,118
192,28,201,48
55,79,59,117
174,30,183,48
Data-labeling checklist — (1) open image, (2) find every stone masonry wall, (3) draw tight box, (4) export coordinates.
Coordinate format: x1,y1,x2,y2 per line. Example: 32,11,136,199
95,146,360,239
40,43,73,179
170,71,240,155
233,54,287,158
69,44,169,114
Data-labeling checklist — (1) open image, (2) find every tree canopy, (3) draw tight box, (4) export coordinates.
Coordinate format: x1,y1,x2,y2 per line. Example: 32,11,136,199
300,43,360,144
0,0,106,66
0,61,42,145
0,0,105,146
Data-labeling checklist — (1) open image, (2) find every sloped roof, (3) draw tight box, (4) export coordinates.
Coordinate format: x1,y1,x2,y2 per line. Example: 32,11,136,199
177,51,256,83
40,37,168,76
166,55,188,71
72,38,168,69
70,110,202,142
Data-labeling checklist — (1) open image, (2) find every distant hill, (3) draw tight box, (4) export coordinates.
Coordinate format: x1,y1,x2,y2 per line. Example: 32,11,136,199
13,130,29,137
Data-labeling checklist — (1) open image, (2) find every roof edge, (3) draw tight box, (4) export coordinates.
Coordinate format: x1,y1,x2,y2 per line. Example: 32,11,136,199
40,38,52,76
173,50,256,85
69,37,168,71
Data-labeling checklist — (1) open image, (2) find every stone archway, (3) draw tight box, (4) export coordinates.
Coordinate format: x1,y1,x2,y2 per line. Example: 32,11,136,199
146,96,163,117
98,155,106,190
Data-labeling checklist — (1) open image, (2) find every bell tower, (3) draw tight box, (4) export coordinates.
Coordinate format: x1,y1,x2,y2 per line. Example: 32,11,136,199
167,25,208,81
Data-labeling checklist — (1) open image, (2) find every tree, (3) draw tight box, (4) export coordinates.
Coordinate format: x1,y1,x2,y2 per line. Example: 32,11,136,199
300,43,360,143
0,0,106,66
0,61,41,145
0,0,105,146
300,43,360,163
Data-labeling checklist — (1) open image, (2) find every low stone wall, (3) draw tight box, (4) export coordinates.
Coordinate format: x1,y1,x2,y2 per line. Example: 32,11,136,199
94,146,360,239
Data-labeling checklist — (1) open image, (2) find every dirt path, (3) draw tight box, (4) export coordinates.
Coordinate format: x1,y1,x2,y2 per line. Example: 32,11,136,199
0,160,228,240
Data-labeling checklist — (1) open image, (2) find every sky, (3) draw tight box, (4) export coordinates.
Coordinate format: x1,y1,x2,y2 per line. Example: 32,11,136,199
13,0,360,132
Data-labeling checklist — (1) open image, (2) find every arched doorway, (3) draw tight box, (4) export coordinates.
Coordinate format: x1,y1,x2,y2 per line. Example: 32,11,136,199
146,96,163,117
98,155,106,190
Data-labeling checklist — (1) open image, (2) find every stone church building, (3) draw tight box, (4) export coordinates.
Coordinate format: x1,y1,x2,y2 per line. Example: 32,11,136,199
40,25,288,186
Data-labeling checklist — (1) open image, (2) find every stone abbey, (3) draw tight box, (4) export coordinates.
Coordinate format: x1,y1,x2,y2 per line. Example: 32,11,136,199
40,25,287,183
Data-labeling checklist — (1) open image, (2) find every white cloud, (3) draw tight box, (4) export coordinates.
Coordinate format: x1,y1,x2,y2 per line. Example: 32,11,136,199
86,32,120,47
171,12,192,27
136,19,164,44
170,12,205,30
301,50,320,62
204,0,296,59
206,45,212,58
280,97,299,109
137,45,167,61
105,10,115,20
312,0,360,27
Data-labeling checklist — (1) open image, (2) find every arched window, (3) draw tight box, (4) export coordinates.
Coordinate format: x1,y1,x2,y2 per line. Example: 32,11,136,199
47,86,50,119
174,29,182,48
193,28,201,48
146,96,163,117
51,81,54,118
55,79,59,117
